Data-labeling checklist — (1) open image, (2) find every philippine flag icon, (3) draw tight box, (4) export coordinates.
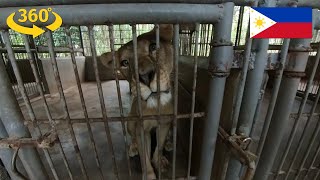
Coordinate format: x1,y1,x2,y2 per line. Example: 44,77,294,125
250,7,313,38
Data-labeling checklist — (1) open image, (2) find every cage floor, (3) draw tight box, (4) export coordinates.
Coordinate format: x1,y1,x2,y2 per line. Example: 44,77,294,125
20,81,187,180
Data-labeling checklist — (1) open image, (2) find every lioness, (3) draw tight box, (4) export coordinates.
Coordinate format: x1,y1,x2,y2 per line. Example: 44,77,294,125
101,24,174,179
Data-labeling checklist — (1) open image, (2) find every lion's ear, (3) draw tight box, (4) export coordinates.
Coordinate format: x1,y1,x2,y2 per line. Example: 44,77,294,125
158,24,173,42
100,51,117,68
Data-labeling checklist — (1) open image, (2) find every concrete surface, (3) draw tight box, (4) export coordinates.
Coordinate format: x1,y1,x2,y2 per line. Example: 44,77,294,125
41,56,86,94
20,81,188,180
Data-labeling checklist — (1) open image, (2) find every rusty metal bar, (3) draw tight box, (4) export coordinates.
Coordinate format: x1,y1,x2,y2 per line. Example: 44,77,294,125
108,24,132,178
0,47,84,53
0,33,48,180
46,31,89,179
65,26,104,179
275,34,320,180
172,24,180,180
87,26,119,180
30,113,206,125
22,34,73,180
0,132,57,149
131,24,147,180
0,116,26,179
199,2,234,180
2,30,59,180
187,23,200,180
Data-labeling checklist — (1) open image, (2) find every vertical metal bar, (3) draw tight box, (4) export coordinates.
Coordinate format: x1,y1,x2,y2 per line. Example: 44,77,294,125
253,38,311,180
198,2,234,180
108,24,132,178
235,6,244,47
226,1,275,179
155,24,162,180
2,30,59,180
302,133,320,180
187,23,200,180
131,24,147,180
23,34,74,180
45,31,89,180
292,95,320,179
88,26,120,179
224,4,257,178
28,36,49,94
78,26,85,56
0,32,48,180
256,38,291,159
172,24,179,180
65,27,104,179
275,38,320,180
0,56,25,180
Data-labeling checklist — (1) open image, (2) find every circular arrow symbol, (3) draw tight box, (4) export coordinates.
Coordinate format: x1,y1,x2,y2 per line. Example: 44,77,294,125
6,9,63,38
6,12,44,38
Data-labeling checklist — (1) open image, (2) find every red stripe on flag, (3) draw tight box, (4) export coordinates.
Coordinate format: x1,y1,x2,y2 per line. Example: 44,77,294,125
253,23,312,38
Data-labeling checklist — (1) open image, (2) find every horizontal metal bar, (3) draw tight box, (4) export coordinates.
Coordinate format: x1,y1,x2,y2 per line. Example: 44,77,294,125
0,4,224,28
29,112,206,125
2,0,320,8
0,0,254,7
0,132,57,148
277,0,320,9
0,47,84,53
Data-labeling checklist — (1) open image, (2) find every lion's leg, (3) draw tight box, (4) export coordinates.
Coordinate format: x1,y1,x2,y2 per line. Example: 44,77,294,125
127,121,138,157
136,127,156,179
152,124,170,172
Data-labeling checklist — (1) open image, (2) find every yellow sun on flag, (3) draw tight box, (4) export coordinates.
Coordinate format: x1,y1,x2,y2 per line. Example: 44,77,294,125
254,17,265,29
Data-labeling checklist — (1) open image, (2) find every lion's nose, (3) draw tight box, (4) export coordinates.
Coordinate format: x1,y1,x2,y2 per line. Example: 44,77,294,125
139,70,155,86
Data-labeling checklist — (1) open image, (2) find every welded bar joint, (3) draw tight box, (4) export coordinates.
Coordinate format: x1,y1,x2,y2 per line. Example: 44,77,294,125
0,132,57,149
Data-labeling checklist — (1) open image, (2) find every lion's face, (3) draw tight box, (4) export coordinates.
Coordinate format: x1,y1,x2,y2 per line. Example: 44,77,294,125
101,25,173,108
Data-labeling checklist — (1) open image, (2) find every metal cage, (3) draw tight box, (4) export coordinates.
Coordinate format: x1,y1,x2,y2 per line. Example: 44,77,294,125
0,1,320,180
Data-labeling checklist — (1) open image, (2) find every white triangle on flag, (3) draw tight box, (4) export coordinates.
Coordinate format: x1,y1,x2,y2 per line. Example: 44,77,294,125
250,8,277,38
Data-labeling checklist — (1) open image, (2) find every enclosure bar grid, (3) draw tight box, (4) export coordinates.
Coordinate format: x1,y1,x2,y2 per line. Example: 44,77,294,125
155,24,162,180
0,4,224,29
223,4,256,178
226,0,275,178
87,26,120,180
292,88,320,179
256,37,291,160
187,23,200,180
172,24,180,180
132,24,147,180
22,34,74,180
198,2,235,180
0,34,48,180
253,38,312,180
275,36,320,180
302,137,320,180
1,30,59,180
204,24,212,57
0,54,25,180
108,24,133,178
45,31,89,180
249,74,269,139
65,27,105,179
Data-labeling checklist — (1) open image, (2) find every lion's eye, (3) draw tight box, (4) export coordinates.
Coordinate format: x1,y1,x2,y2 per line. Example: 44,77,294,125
120,60,129,67
149,43,157,52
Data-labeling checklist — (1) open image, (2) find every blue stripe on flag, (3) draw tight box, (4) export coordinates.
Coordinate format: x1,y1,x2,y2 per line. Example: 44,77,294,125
253,7,312,22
